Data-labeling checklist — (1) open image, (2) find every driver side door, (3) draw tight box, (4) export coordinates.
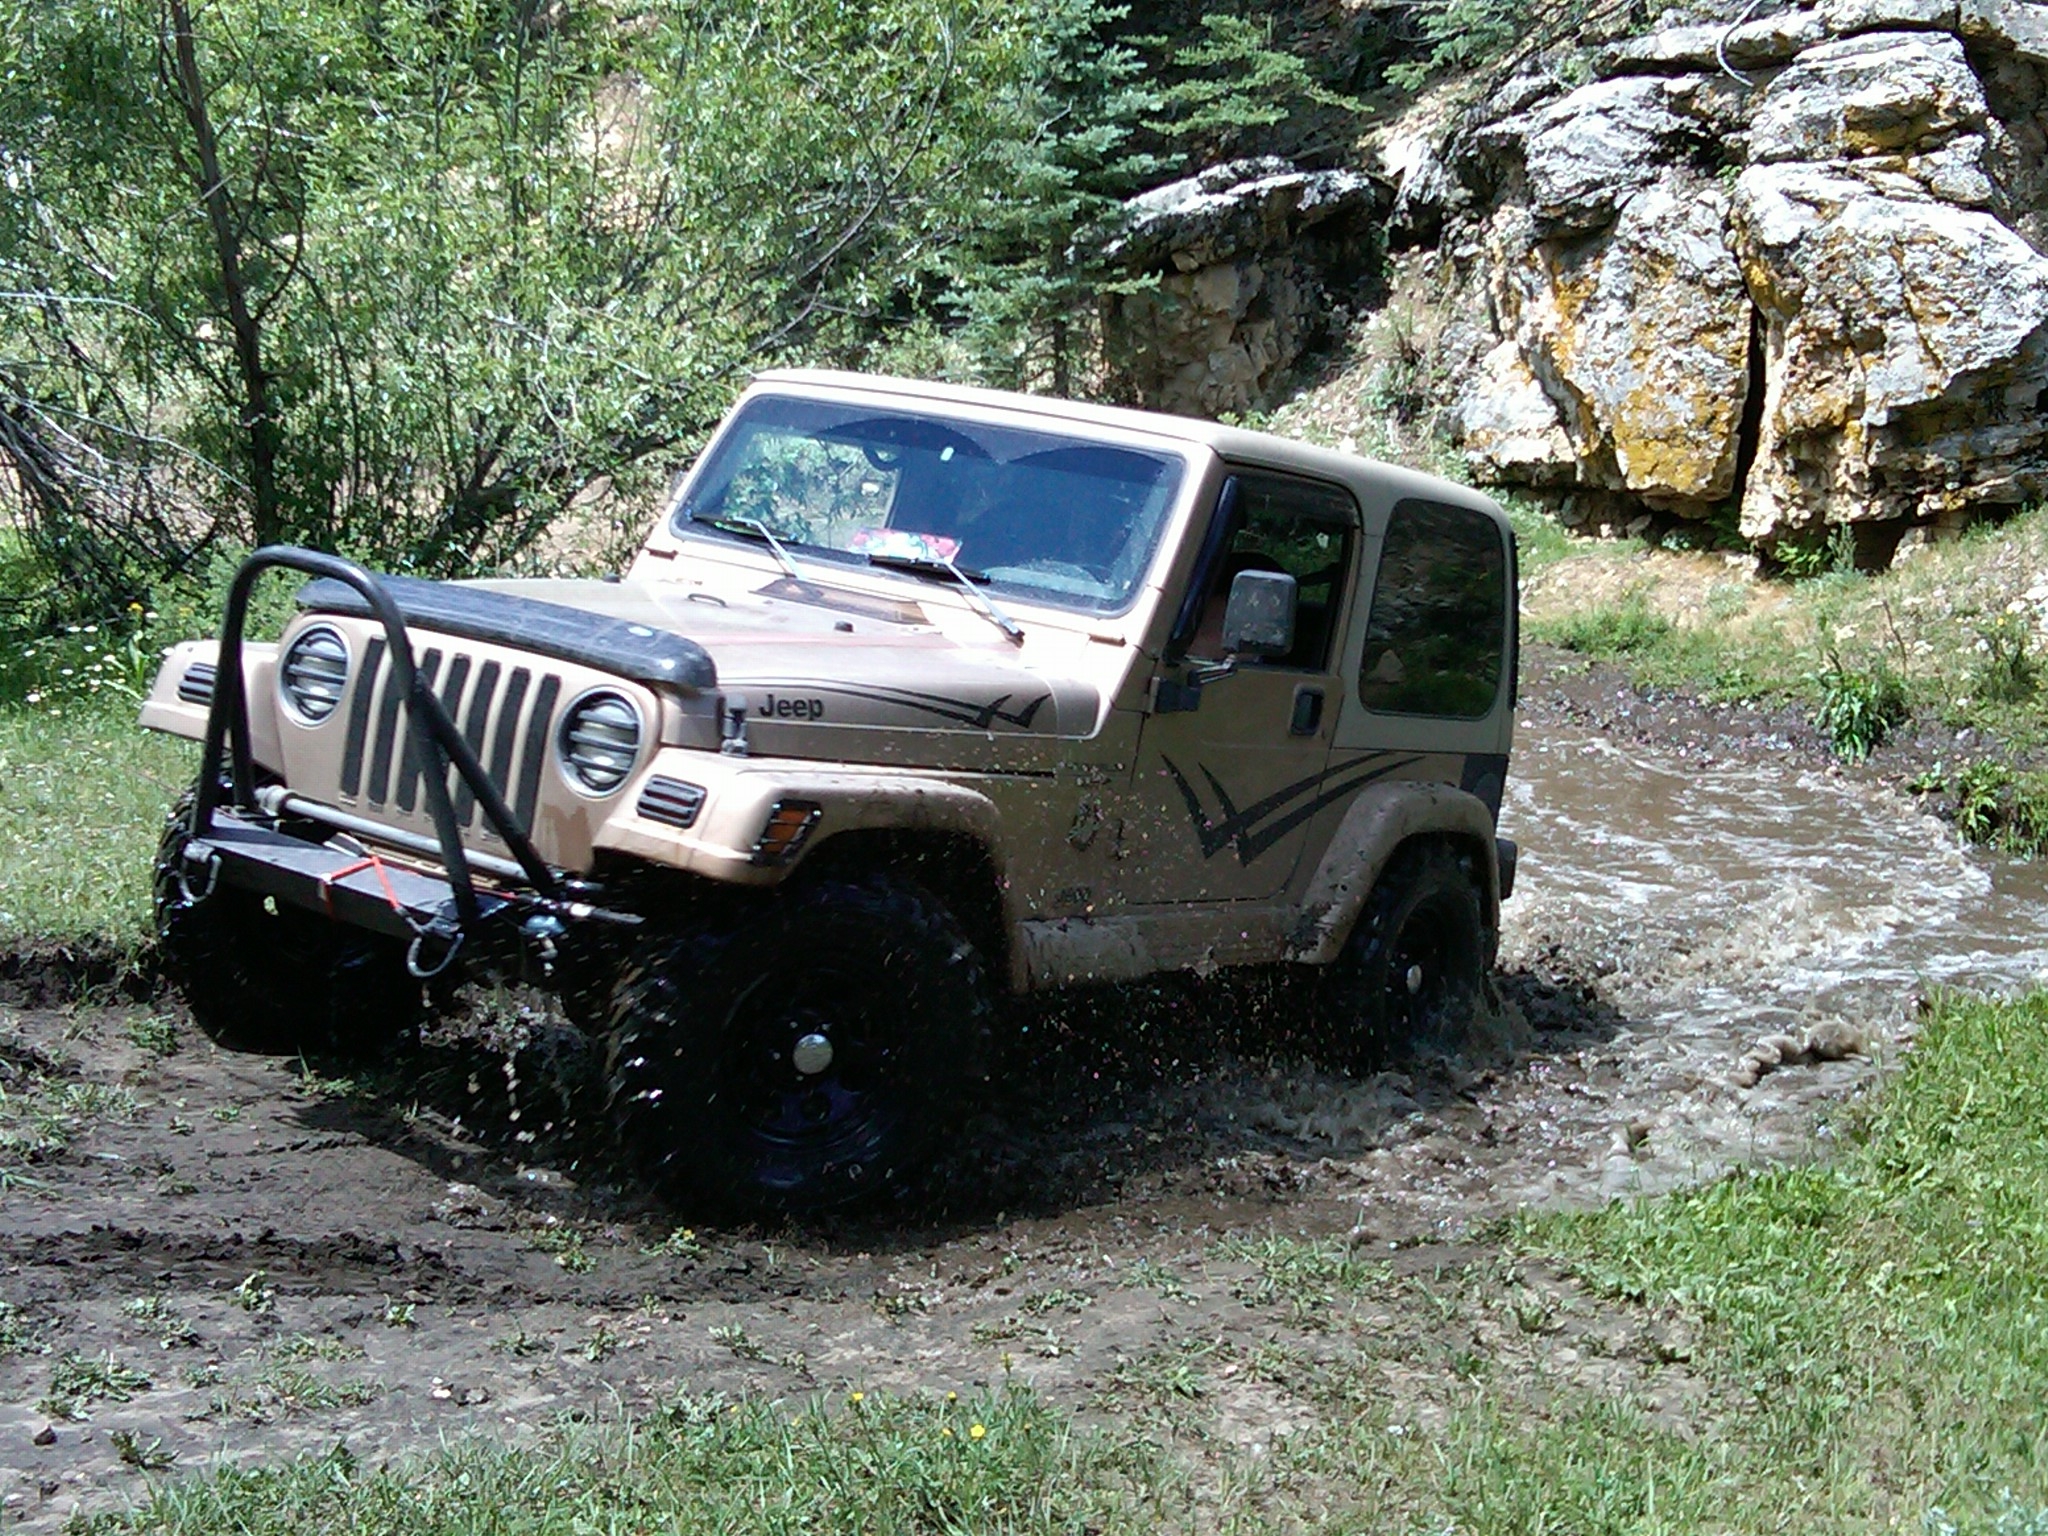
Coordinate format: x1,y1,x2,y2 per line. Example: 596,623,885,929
1120,470,1360,905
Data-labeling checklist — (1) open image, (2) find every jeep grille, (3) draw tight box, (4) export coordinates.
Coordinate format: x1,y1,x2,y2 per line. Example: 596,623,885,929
337,637,564,832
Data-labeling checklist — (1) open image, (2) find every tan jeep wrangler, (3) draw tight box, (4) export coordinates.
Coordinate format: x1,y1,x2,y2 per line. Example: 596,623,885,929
141,370,1519,1212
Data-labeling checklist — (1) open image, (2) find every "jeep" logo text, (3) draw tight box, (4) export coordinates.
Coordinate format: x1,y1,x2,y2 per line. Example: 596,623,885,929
761,694,826,721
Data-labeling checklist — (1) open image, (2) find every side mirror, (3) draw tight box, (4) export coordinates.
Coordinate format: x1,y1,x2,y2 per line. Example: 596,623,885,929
1221,569,1297,658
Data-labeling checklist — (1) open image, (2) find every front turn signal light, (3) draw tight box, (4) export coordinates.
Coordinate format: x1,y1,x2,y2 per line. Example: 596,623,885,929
751,799,822,865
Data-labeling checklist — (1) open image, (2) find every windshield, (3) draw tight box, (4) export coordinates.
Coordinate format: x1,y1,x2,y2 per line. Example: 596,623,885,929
672,394,1187,614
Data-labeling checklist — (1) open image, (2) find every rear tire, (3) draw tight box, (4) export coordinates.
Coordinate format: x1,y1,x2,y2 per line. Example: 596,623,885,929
153,788,423,1057
1315,840,1486,1071
602,872,994,1216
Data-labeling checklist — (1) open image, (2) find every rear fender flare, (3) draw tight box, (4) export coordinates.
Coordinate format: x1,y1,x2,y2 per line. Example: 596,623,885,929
1287,781,1499,964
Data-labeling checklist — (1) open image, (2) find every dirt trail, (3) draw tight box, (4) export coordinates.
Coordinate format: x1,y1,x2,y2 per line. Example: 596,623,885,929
4,657,2043,1527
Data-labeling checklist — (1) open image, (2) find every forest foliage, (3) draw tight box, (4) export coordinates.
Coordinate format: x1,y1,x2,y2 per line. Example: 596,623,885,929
0,0,1374,625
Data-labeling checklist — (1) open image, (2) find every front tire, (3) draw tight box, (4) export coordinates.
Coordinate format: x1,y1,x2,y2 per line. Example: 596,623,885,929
1316,839,1487,1071
153,789,423,1057
602,872,994,1216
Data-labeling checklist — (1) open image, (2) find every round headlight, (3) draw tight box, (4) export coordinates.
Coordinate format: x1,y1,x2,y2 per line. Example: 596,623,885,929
279,624,350,724
558,690,643,795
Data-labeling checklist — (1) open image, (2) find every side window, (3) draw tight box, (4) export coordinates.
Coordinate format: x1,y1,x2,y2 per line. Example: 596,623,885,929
1358,499,1507,718
1187,474,1357,669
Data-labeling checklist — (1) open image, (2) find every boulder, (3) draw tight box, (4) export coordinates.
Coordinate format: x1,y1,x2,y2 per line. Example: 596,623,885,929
1100,158,1380,273
1959,0,2048,62
1465,172,1753,507
1099,161,1384,417
1426,0,2048,552
1457,339,1580,485
1818,0,1957,33
1596,10,1825,75
1748,31,1988,161
1478,76,1730,233
1379,126,1455,247
1731,161,2048,538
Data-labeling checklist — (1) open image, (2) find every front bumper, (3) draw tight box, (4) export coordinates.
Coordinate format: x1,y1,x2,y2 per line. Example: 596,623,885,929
175,807,510,946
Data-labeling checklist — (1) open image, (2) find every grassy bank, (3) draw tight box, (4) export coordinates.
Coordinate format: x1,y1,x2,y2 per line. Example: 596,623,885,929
0,551,294,959
1517,509,2048,843
0,699,193,955
68,988,2048,1534
1537,987,2048,1529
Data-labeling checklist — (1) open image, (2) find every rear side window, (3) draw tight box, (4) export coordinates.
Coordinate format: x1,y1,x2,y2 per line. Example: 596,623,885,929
1358,499,1507,718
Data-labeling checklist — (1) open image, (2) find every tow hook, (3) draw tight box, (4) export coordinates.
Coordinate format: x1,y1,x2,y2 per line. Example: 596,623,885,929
177,841,222,906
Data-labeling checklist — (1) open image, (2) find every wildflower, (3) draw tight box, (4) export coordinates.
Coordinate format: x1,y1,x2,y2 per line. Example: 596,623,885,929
945,1391,957,1402
941,1426,953,1438
849,1391,864,1405
969,1423,986,1440
128,602,143,614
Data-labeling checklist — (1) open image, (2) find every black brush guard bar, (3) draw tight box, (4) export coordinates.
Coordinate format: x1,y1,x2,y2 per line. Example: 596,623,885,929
192,546,561,939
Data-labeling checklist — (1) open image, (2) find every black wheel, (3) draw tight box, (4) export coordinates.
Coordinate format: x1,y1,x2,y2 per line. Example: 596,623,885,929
153,788,423,1057
602,872,994,1215
1316,840,1487,1071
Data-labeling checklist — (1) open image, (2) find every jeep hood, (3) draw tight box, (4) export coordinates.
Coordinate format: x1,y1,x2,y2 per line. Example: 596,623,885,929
303,572,1105,762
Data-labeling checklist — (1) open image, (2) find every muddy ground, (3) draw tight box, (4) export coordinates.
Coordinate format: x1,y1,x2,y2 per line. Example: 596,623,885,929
1,652,2033,1527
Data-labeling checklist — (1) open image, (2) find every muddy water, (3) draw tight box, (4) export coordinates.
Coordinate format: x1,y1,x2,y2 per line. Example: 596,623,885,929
1487,725,2048,1204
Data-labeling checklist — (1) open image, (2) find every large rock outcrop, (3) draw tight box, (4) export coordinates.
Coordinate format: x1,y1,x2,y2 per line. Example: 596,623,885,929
1412,2,2048,553
1097,159,1385,418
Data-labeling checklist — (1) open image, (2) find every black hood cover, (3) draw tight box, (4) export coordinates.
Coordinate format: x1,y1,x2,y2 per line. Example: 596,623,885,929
298,574,717,692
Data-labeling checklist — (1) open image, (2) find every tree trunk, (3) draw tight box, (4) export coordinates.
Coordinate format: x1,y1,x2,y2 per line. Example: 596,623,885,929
166,0,283,546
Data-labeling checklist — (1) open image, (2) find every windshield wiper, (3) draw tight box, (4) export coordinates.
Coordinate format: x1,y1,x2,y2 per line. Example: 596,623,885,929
692,515,806,582
866,553,1025,645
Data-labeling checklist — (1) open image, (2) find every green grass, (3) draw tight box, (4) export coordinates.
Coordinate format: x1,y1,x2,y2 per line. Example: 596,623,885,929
1520,506,2048,794
83,1388,1170,1535
0,1071,141,1177
43,1350,154,1420
0,696,196,954
1200,990,2048,1534
1529,989,2048,1528
1499,490,1577,575
1215,1232,1390,1327
1530,593,1674,658
0,1299,40,1357
0,542,291,956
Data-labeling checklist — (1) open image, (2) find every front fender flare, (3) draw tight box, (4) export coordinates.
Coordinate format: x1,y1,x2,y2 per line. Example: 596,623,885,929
1287,780,1500,965
594,753,1008,888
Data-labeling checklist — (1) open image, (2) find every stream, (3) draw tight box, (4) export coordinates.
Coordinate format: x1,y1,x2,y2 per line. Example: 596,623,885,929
1482,723,2048,1205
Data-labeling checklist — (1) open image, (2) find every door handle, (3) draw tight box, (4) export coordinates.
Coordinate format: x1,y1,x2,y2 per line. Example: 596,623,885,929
1290,686,1324,736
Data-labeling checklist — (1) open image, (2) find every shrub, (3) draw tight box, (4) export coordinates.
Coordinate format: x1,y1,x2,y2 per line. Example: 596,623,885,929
1773,524,1858,580
1811,651,1909,762
1943,759,2048,856
1972,613,2041,705
1952,759,2014,845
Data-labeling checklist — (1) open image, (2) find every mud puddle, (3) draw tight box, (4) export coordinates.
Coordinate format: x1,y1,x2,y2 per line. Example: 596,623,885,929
3,721,2044,1526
